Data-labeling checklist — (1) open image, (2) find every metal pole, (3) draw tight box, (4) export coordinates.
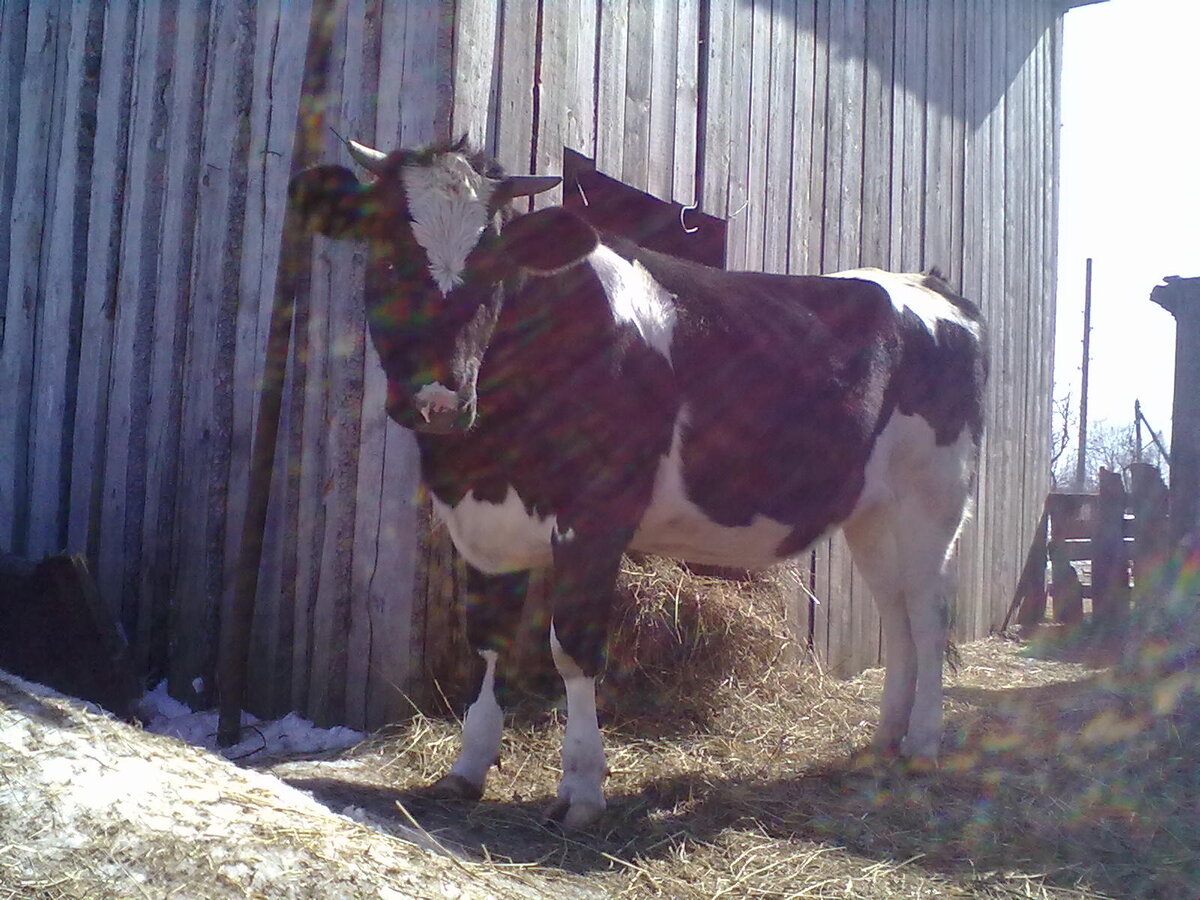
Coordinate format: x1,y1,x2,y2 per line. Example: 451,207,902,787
1135,399,1143,463
1075,257,1093,490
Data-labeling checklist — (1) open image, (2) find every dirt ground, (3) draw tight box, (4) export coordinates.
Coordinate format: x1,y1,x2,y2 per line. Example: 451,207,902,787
4,625,1197,899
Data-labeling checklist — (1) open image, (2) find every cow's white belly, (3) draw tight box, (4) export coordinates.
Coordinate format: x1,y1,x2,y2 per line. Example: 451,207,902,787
432,489,556,573
631,411,793,569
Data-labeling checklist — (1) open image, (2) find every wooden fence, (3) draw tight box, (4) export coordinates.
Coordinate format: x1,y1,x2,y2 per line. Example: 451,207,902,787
2,0,1066,727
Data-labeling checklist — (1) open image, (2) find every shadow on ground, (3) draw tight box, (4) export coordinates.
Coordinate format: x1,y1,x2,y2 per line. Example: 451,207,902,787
283,667,1200,899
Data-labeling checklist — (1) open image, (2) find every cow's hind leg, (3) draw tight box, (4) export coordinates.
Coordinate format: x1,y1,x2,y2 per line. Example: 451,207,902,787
842,510,914,756
845,436,973,764
426,567,528,801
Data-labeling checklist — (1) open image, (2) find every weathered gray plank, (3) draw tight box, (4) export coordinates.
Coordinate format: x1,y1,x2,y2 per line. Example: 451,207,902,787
135,0,210,679
672,0,698,205
349,0,445,728
67,0,137,575
859,0,892,268
97,0,172,635
699,0,734,218
762,0,796,275
451,0,500,151
27,1,102,559
595,0,628,177
494,0,537,181
237,0,313,718
645,0,678,199
170,0,256,706
923,0,954,273
788,0,818,274
722,0,754,268
621,0,653,191
0,1,57,555
534,0,568,205
739,0,772,272
0,2,30,415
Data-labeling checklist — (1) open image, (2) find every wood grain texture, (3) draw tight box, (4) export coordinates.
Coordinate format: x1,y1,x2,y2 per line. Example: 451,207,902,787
0,0,1071,721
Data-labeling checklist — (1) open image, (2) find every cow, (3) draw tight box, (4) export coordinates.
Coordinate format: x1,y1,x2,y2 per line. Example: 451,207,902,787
287,137,987,828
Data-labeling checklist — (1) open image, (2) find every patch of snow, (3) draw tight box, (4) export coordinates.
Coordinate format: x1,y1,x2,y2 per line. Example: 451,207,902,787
137,681,363,759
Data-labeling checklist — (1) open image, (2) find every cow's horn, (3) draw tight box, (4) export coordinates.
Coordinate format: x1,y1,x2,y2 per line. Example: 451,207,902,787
502,174,562,198
347,140,388,172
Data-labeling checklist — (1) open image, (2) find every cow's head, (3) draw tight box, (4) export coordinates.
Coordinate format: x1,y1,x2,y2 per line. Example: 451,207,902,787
287,137,571,433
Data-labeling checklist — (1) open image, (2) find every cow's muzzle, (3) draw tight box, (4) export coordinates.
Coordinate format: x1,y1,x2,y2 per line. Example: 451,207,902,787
410,382,475,434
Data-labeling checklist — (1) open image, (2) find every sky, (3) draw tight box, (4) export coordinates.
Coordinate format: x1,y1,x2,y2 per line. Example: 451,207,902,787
1055,0,1200,450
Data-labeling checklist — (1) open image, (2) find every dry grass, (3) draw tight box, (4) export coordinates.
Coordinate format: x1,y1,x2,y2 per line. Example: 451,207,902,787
269,558,1200,899
6,554,1200,898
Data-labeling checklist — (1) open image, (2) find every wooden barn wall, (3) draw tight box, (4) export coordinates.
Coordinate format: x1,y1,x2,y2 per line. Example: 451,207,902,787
449,0,1060,676
1,0,1061,732
0,0,454,729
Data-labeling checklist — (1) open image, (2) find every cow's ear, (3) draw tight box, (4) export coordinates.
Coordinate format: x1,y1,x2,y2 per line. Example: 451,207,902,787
500,207,598,274
288,165,368,238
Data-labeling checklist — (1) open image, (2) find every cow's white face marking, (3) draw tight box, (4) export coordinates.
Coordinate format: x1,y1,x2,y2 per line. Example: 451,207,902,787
413,381,458,422
402,154,494,295
633,406,794,568
589,244,677,361
431,486,556,573
827,268,980,340
449,649,503,788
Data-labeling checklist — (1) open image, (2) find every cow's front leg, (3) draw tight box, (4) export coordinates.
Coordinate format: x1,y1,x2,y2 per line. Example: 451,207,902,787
542,529,628,829
426,567,527,801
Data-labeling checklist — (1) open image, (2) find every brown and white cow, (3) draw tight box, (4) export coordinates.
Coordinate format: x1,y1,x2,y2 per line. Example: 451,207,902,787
288,137,987,827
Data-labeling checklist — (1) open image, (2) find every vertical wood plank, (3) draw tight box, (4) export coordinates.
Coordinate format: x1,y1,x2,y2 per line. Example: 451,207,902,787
534,0,568,205
67,0,137,573
595,0,628,176
699,0,733,218
762,0,796,274
923,0,953,274
494,0,537,178
239,0,314,717
860,0,893,268
171,0,256,706
788,0,818,274
0,2,30,392
741,0,772,272
451,0,500,152
621,0,652,191
137,0,210,681
97,0,172,637
28,1,103,559
0,1,58,555
645,0,678,199
722,0,753,269
353,0,444,727
302,1,367,727
672,0,699,206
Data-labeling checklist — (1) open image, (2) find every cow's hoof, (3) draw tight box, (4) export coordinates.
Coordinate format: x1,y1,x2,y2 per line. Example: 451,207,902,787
899,755,938,776
419,773,484,802
543,797,604,829
849,745,898,771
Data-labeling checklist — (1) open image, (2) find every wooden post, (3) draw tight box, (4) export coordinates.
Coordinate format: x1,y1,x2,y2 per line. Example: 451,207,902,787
1129,462,1170,605
216,0,342,747
1091,467,1130,635
1151,276,1200,544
